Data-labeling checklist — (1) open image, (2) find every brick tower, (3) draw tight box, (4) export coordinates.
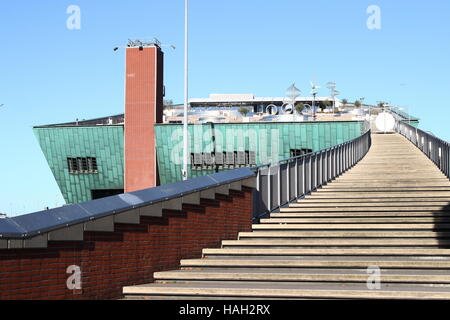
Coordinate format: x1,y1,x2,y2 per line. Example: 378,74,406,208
124,41,164,192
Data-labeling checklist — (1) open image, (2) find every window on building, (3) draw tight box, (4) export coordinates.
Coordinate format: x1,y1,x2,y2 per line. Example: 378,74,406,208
190,151,257,171
67,157,98,174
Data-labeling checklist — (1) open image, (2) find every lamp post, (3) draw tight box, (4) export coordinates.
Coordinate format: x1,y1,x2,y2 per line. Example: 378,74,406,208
182,0,189,181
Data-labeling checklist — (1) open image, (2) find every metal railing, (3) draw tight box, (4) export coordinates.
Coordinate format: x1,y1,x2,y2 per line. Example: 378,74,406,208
252,128,372,221
395,120,450,180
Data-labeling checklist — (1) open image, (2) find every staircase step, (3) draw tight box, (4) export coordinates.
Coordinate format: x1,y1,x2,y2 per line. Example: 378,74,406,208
202,248,450,257
123,282,450,300
153,269,450,284
252,223,450,230
221,239,450,247
281,207,450,213
320,187,450,191
290,202,450,207
303,197,450,202
271,212,450,218
180,257,450,269
241,231,450,238
261,218,450,224
303,192,450,198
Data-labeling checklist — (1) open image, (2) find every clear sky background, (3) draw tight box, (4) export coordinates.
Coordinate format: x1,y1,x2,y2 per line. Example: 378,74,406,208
0,0,449,216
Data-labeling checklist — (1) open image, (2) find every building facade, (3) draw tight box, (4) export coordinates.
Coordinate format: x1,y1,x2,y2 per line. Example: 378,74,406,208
34,119,366,204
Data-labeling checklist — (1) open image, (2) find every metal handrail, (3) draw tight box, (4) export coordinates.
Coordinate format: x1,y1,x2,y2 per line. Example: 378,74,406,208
251,127,372,221
395,120,450,180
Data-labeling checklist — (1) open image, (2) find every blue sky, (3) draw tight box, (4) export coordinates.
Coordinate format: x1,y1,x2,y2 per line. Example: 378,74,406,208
0,0,449,216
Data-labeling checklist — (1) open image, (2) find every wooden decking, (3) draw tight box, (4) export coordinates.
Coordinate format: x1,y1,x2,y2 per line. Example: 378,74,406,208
123,133,450,300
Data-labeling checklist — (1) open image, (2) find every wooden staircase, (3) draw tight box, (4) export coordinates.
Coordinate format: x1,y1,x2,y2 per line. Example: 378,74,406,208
123,134,450,300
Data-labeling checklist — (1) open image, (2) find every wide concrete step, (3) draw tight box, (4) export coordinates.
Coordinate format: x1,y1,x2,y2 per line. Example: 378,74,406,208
271,212,450,218
153,269,450,284
252,223,450,230
240,231,450,238
300,197,450,203
332,182,449,186
291,202,450,207
221,239,450,247
339,171,443,175
180,257,450,269
331,180,450,187
319,187,450,192
261,218,450,224
202,248,450,256
123,282,450,300
282,206,450,212
316,188,450,193
303,193,450,198
336,176,445,180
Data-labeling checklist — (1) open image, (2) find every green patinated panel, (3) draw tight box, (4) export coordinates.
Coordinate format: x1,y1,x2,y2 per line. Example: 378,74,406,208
155,121,365,185
34,126,124,204
35,121,366,204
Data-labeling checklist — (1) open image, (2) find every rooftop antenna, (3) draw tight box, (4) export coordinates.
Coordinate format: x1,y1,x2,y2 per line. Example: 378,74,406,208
182,0,189,181
113,38,176,51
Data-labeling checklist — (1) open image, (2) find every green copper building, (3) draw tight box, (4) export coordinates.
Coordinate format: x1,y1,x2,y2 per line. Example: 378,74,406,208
34,115,370,204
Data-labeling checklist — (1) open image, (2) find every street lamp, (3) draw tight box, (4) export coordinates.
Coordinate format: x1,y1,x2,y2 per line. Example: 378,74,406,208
182,0,189,181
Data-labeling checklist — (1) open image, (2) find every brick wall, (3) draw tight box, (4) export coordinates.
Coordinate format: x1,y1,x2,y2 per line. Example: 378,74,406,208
0,188,253,300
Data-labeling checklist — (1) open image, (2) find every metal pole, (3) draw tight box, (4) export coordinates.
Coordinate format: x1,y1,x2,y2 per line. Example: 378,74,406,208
182,0,189,180
312,93,316,121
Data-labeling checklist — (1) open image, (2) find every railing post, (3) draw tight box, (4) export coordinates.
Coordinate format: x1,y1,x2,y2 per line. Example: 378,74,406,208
314,154,318,190
308,155,312,194
331,147,336,179
338,147,341,176
302,157,307,195
295,158,298,199
286,161,290,202
319,152,323,186
267,166,271,212
278,165,281,207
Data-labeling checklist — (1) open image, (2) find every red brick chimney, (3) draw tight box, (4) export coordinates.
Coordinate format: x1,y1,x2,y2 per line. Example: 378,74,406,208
124,44,164,192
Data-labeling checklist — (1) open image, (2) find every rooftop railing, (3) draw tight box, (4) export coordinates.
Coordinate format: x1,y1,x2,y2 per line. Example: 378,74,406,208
251,126,372,221
395,120,449,180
